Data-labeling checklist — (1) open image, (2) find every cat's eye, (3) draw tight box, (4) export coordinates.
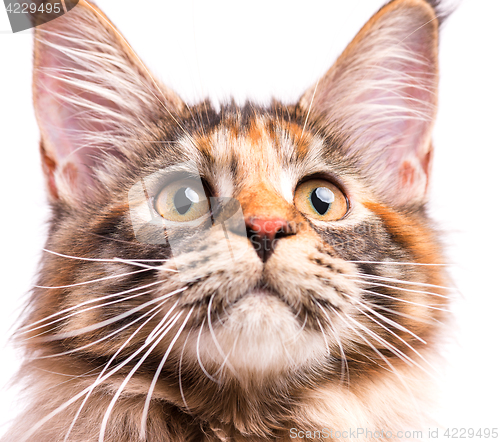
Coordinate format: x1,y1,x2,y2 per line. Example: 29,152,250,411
294,179,348,221
155,180,209,222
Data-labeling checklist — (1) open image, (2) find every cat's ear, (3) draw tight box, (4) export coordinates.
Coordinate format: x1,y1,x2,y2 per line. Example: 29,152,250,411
33,0,185,205
299,0,439,208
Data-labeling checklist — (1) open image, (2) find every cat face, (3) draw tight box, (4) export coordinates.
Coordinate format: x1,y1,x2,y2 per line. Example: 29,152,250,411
19,0,449,438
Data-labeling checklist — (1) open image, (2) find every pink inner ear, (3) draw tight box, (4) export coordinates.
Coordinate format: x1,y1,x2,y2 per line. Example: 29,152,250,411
33,20,132,202
36,77,112,197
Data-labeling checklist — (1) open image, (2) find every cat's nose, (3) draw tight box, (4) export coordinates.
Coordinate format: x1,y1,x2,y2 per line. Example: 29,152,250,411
245,217,294,263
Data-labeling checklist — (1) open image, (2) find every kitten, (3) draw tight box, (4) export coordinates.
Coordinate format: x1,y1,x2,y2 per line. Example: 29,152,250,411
3,0,451,441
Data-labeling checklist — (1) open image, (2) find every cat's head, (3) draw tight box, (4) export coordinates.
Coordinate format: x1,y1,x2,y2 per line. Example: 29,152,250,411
24,0,448,429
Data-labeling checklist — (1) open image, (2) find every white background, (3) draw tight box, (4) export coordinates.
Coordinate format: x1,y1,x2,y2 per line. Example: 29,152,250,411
0,0,499,439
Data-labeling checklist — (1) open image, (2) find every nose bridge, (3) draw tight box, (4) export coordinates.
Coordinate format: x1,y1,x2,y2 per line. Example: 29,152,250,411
238,180,292,222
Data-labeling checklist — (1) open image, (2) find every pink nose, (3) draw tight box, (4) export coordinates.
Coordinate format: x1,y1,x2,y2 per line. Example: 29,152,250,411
245,217,291,262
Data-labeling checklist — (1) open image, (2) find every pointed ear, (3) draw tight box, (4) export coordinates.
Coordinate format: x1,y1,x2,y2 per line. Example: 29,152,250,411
299,0,439,208
33,0,185,205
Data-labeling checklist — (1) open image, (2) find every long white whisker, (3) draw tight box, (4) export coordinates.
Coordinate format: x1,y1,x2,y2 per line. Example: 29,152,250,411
354,298,426,344
46,287,187,340
196,318,220,384
212,333,240,379
20,280,165,333
332,310,387,372
111,258,165,271
338,312,422,414
347,277,449,299
312,301,349,384
42,249,175,266
26,296,173,442
22,289,155,337
347,260,448,267
333,327,349,386
63,301,169,442
315,317,330,357
284,312,308,344
145,300,181,345
349,272,452,291
365,302,441,325
351,303,438,379
178,330,192,413
98,311,183,442
207,294,238,378
140,307,194,439
38,302,167,359
361,289,450,312
345,314,416,368
34,268,152,289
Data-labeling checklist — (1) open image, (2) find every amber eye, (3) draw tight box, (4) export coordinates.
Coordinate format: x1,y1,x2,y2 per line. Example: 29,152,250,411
294,179,348,221
155,180,209,222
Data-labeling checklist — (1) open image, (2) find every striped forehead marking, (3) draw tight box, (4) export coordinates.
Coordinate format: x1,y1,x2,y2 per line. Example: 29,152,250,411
181,113,331,205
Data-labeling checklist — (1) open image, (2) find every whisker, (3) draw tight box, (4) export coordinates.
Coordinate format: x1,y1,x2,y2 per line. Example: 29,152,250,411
45,287,187,340
347,277,450,299
284,312,308,344
207,294,238,378
20,280,165,333
354,300,426,344
42,249,176,266
34,268,152,290
312,300,350,385
314,317,330,356
178,330,192,413
212,334,240,380
349,272,453,291
332,327,349,386
339,312,422,413
351,303,438,379
196,318,220,384
309,301,330,357
145,300,180,344
348,260,448,267
37,302,167,359
98,311,183,442
22,289,155,337
332,310,390,372
140,307,194,439
361,289,451,312
111,258,165,271
346,315,417,368
27,298,172,442
63,301,168,442
362,299,441,325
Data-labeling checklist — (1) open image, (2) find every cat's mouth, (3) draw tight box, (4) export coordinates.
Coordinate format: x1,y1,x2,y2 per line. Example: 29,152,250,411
231,285,293,311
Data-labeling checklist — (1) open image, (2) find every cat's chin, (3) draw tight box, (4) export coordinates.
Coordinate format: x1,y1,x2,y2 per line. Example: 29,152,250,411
186,290,328,378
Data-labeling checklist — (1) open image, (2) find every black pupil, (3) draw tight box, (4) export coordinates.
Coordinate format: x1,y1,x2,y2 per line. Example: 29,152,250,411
174,187,194,215
310,188,331,215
